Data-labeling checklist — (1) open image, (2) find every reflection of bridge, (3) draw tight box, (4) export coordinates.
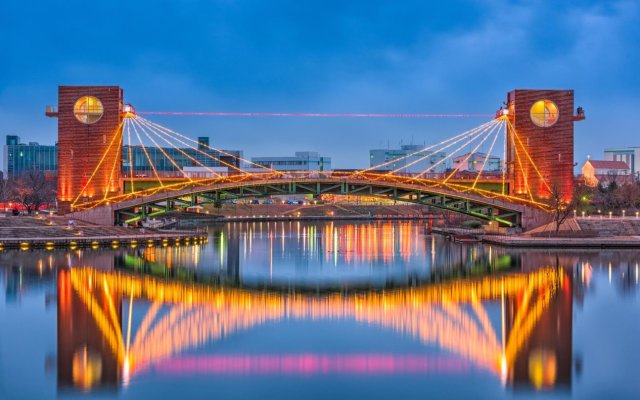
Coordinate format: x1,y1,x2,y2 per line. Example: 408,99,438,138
52,87,582,228
58,266,572,391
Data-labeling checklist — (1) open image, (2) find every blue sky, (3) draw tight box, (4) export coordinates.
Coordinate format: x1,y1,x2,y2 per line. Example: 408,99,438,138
1,0,639,168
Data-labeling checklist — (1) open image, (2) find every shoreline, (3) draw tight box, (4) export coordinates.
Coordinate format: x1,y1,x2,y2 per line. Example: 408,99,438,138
480,235,640,248
4,214,640,250
0,232,208,250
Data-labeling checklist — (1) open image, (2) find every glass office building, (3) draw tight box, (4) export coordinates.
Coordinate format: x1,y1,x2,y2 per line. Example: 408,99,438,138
3,136,58,178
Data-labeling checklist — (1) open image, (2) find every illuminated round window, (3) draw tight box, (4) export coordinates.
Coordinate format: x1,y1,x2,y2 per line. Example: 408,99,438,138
530,100,559,128
73,96,104,124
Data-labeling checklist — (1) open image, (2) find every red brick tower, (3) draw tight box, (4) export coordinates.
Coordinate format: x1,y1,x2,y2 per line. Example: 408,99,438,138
53,86,123,212
506,89,576,201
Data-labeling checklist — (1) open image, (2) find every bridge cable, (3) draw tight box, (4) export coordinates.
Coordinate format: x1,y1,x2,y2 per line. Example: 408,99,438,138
139,116,277,174
470,121,503,189
388,120,497,177
506,119,552,193
133,118,224,179
501,121,508,195
442,122,502,184
414,120,499,179
131,118,193,182
137,117,250,176
104,123,125,201
127,120,135,193
136,111,494,118
356,119,496,175
129,119,167,187
71,120,124,206
507,121,534,202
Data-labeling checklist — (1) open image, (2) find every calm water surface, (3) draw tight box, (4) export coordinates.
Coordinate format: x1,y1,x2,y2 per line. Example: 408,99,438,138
0,221,639,399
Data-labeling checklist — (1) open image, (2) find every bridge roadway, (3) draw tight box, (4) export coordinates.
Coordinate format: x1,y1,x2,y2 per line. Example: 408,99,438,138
69,172,551,229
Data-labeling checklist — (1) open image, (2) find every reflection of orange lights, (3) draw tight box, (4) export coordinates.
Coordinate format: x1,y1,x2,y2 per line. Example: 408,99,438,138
72,347,103,391
528,349,557,390
319,222,417,264
69,266,560,377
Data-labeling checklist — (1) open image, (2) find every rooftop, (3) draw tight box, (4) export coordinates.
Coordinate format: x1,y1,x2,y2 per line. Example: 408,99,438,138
585,160,630,169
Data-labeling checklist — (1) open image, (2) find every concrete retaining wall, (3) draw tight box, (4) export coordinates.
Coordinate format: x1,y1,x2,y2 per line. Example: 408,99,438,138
68,205,115,225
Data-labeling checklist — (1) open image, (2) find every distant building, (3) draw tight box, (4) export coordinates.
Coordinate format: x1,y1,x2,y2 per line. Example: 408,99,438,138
3,135,58,178
2,134,244,180
183,166,229,179
251,152,332,172
452,152,501,173
197,137,210,150
122,142,243,176
369,145,447,174
604,147,640,178
581,159,632,187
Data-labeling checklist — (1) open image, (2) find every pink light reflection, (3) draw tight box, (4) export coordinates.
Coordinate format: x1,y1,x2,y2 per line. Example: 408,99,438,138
151,354,472,376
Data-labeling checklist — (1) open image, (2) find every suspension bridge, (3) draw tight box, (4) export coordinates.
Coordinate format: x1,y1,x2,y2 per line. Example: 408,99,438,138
48,87,582,229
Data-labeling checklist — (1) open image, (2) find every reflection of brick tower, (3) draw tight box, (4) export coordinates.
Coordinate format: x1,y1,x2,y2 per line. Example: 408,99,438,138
505,270,573,391
49,86,123,212
57,269,121,392
506,90,577,201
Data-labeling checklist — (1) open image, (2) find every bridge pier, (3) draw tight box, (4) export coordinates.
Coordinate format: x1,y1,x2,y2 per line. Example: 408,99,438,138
520,207,554,231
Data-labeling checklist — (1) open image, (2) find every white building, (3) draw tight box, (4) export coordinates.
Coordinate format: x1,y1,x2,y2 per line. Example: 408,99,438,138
251,151,331,172
369,145,447,174
604,147,640,178
452,152,501,173
581,159,632,187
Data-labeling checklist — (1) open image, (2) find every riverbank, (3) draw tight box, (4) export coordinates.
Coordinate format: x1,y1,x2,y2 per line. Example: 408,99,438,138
435,217,640,248
0,215,206,250
481,235,640,248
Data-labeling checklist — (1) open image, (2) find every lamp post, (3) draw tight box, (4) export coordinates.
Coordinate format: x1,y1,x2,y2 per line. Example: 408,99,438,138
623,210,626,218
609,211,613,219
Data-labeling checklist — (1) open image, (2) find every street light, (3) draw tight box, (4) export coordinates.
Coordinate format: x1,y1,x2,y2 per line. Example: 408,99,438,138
609,211,613,219
623,210,626,218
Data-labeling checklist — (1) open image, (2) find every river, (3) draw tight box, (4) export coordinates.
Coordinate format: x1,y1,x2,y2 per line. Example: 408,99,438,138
0,220,639,399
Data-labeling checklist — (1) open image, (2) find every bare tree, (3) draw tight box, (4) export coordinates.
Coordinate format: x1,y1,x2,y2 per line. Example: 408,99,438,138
616,182,640,210
547,181,577,233
0,177,14,212
11,170,56,214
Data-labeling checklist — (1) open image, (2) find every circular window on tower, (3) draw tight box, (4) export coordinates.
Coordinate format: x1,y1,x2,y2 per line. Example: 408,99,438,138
530,99,559,128
73,96,104,124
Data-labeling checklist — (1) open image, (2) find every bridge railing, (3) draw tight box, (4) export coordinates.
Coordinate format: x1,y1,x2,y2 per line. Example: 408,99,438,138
71,169,549,213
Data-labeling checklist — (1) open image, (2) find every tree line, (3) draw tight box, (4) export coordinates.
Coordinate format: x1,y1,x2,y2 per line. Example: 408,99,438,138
0,170,57,213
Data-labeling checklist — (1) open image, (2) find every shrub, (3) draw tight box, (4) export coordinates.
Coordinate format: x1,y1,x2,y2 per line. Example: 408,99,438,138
461,219,483,229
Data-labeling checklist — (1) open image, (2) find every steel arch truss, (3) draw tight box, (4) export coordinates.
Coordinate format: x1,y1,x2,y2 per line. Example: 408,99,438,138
115,180,523,227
